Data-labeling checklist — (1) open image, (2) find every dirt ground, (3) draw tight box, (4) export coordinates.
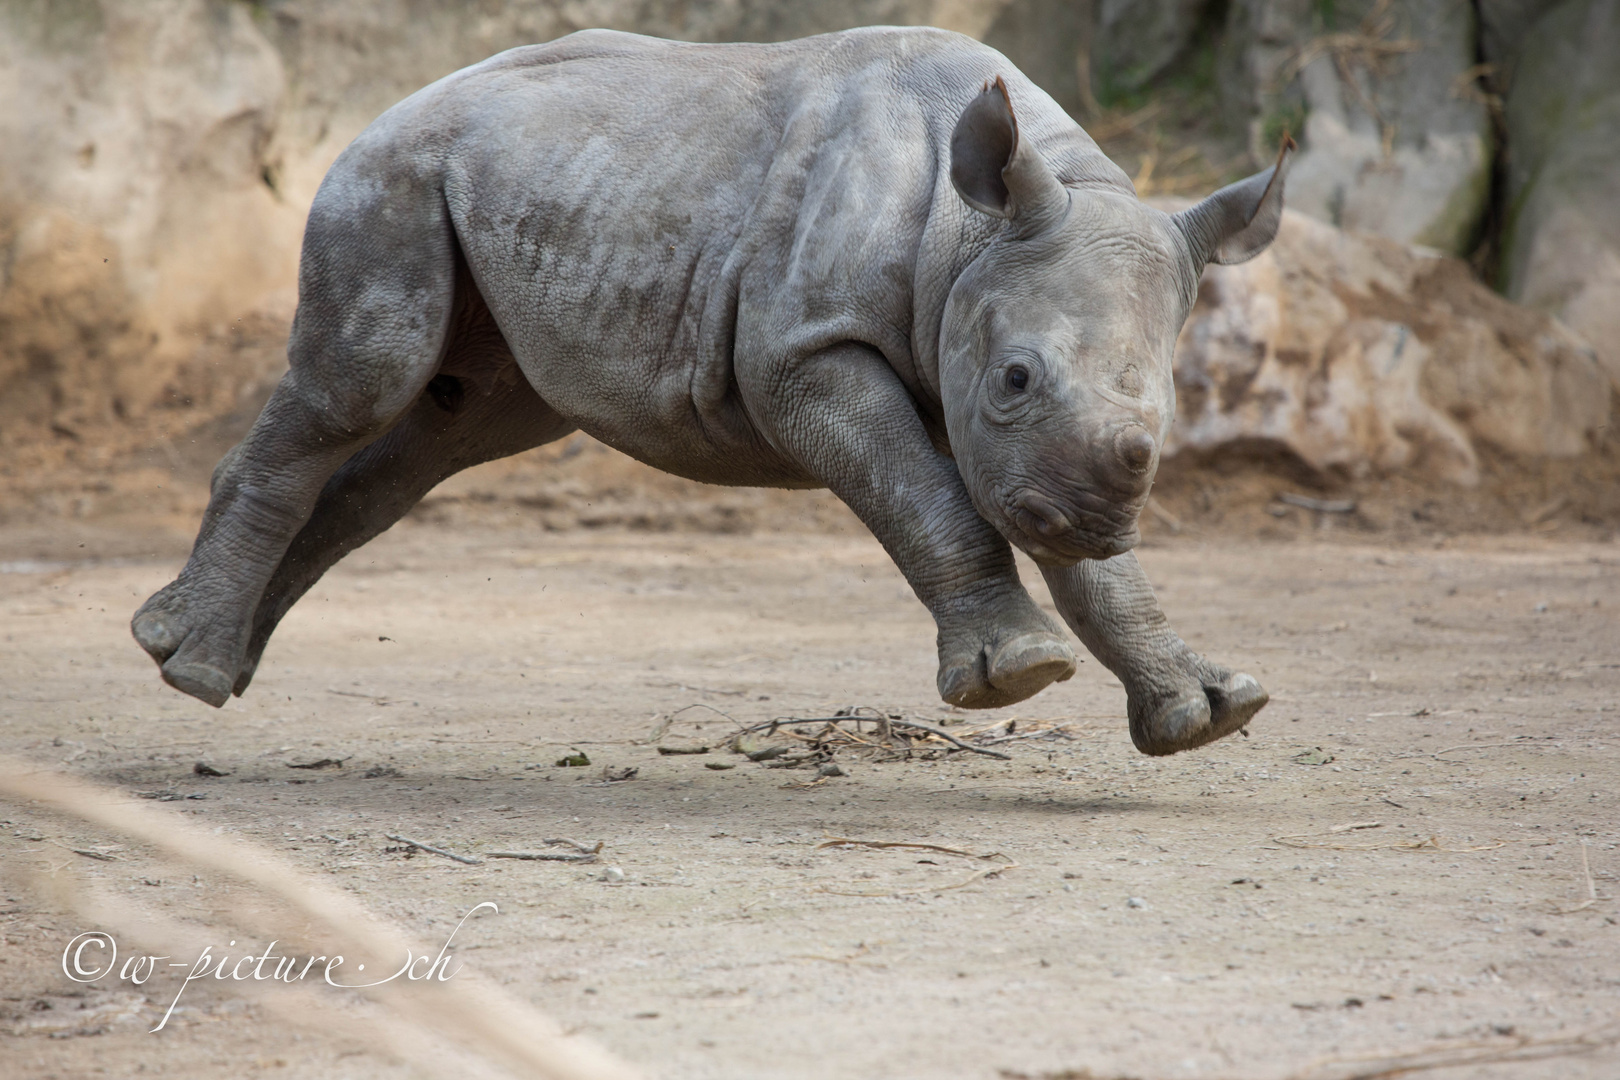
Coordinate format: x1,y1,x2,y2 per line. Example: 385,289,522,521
2,499,1619,1079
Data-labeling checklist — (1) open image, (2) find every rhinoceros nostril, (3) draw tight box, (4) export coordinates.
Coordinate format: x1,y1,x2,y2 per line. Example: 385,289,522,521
1016,493,1071,536
1115,427,1157,474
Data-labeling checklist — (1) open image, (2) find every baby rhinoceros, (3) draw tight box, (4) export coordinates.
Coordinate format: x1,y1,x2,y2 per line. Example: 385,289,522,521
133,27,1288,755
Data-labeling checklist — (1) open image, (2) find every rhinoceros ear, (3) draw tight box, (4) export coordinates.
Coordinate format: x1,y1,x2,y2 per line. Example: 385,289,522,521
1173,135,1295,266
950,76,1068,232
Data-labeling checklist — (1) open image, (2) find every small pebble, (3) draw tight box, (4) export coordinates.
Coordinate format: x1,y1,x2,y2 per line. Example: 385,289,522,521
817,763,846,778
1127,896,1147,909
601,866,625,883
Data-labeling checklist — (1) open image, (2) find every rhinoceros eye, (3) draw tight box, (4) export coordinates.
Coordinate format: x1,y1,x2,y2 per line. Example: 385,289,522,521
1006,365,1029,392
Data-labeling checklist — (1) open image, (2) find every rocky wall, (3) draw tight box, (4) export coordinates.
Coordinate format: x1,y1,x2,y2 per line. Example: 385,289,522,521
1165,207,1608,483
0,0,1026,460
1,0,1613,506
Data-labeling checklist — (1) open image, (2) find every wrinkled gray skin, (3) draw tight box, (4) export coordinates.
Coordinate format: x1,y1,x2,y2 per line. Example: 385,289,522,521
133,27,1289,755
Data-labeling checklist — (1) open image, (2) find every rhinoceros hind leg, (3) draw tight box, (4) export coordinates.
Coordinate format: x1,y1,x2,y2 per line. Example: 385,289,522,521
231,371,572,696
133,158,459,706
1040,552,1269,755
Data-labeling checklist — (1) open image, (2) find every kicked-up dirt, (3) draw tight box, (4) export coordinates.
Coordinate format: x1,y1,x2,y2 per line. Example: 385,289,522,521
2,514,1618,1079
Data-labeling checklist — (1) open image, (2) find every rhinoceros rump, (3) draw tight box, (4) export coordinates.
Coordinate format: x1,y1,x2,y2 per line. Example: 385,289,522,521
133,28,1286,755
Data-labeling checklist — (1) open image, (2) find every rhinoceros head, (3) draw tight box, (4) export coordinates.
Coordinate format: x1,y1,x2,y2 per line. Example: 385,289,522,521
939,77,1291,564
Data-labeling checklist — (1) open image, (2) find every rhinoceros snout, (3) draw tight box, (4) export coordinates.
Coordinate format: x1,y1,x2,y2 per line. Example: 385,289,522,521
997,421,1158,562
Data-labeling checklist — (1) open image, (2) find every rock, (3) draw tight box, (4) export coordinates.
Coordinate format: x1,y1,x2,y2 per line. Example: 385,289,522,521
0,0,299,447
1220,0,1493,255
0,0,1091,461
1093,0,1209,96
1163,208,1608,483
1498,0,1620,394
1476,0,1562,79
982,0,1097,116
4,0,1610,500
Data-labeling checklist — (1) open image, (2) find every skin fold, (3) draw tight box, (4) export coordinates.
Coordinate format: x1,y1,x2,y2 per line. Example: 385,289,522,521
133,27,1288,754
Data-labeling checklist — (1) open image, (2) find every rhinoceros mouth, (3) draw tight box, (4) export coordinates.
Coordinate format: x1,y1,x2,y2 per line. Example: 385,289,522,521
1005,510,1138,564
1002,488,1140,563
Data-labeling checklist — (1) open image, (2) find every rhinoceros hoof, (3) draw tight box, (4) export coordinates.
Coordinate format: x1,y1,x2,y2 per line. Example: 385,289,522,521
938,631,1076,709
160,659,235,708
131,587,190,665
133,586,242,708
1128,670,1268,756
231,653,262,697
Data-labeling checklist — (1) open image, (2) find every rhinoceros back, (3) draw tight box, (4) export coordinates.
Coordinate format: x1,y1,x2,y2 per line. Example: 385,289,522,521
315,27,1129,484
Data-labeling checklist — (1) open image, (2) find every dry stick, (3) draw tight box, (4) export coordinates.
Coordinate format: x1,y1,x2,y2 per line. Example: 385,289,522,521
487,850,597,863
1279,493,1356,513
1085,101,1163,141
1144,496,1182,533
542,837,600,854
816,837,1010,861
488,839,604,863
1283,1018,1620,1080
819,863,1020,898
732,716,1011,761
0,754,643,1080
386,834,483,865
1273,831,1505,853
1553,840,1601,915
975,727,1085,747
71,848,118,861
644,702,740,745
884,719,1011,759
1432,741,1544,760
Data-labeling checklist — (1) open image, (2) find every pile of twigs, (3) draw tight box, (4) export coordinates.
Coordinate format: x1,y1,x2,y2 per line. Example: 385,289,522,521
723,707,1086,767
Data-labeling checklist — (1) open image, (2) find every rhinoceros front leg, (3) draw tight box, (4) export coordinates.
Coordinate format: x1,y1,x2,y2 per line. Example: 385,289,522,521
756,344,1074,708
1040,553,1268,755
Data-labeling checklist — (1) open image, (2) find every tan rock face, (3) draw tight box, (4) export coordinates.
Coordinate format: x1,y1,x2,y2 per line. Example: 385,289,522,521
0,0,1032,454
0,1,300,447
1166,210,1609,484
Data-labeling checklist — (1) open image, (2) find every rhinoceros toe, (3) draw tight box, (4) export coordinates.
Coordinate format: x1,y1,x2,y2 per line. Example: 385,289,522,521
132,581,248,708
987,632,1076,696
161,658,236,708
1128,668,1268,756
938,630,1076,709
132,590,189,665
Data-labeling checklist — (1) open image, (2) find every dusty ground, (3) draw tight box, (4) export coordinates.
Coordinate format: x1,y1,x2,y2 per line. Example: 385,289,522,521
2,509,1619,1079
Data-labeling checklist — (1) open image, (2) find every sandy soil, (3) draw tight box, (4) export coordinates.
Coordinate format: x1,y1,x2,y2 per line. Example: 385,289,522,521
2,515,1618,1079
